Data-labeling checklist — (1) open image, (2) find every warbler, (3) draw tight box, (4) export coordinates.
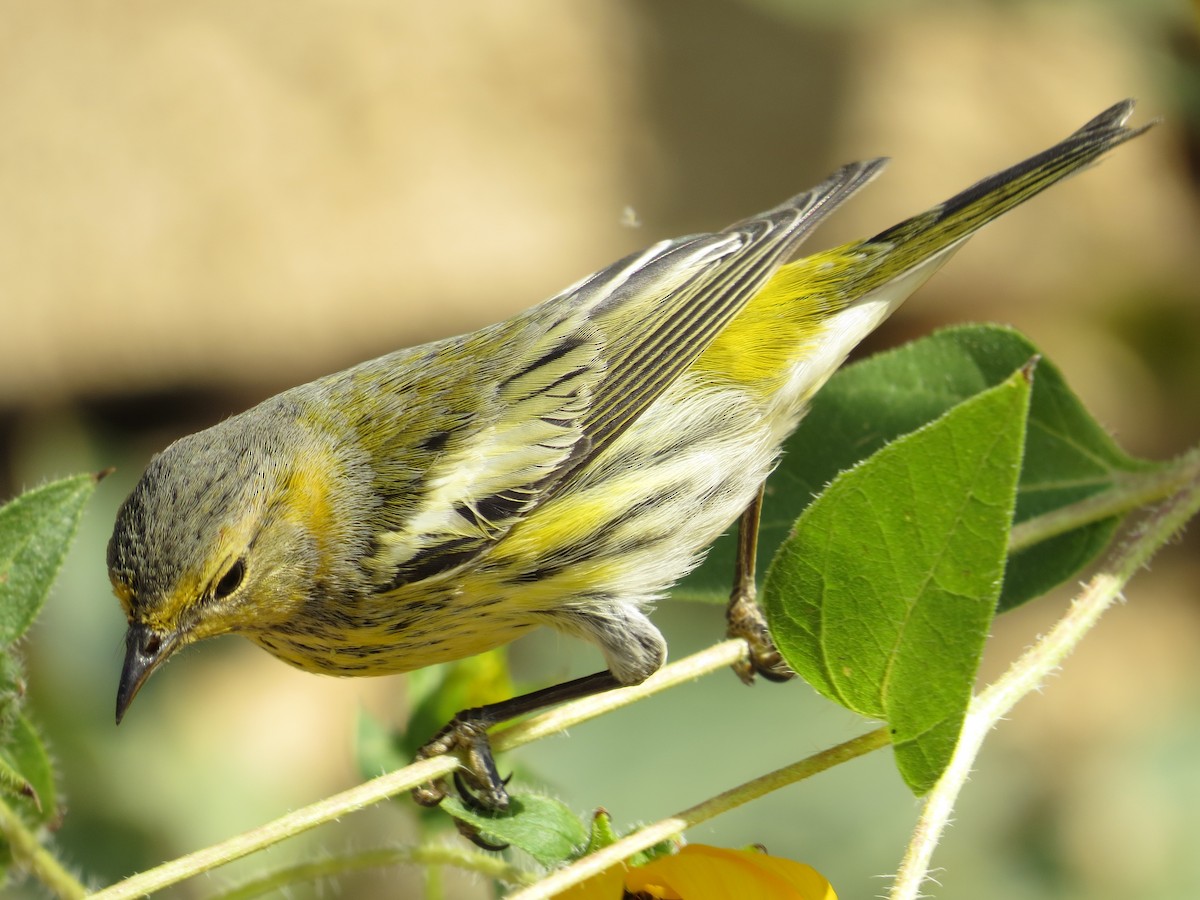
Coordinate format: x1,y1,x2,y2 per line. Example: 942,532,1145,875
108,101,1149,810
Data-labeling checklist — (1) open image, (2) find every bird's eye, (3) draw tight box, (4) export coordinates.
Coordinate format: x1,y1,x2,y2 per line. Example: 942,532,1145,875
213,558,246,601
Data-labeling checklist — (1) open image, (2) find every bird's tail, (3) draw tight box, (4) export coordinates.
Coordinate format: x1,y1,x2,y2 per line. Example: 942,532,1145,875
695,101,1151,404
854,99,1153,292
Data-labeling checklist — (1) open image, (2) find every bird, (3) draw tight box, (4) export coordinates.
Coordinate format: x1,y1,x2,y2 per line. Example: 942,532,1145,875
107,100,1150,812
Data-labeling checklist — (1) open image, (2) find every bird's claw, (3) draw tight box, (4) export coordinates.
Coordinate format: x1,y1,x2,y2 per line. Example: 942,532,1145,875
412,715,511,812
726,586,794,685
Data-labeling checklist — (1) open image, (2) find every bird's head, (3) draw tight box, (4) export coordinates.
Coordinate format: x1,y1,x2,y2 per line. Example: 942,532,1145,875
107,409,338,723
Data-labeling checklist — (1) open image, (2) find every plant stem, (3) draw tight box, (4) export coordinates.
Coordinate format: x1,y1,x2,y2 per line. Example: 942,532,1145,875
0,795,87,899
210,843,534,900
509,726,892,900
891,450,1200,900
493,639,748,750
90,640,749,900
1008,446,1200,553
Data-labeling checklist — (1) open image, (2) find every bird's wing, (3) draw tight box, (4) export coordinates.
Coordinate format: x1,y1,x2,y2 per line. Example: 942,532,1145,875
368,159,886,588
559,158,887,482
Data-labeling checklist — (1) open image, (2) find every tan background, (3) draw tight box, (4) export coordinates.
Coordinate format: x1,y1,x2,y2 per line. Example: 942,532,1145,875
3,1,1199,897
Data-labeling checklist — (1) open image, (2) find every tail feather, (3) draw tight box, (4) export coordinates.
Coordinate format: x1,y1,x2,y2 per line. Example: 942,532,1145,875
716,100,1153,405
859,99,1153,288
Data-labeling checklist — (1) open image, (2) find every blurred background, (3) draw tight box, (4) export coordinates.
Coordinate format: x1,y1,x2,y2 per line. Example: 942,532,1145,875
3,0,1200,897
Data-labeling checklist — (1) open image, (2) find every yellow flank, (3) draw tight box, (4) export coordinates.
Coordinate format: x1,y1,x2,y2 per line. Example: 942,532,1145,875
493,492,624,564
693,245,867,394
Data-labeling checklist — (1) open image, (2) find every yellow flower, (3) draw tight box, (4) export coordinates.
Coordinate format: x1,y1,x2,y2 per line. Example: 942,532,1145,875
560,844,836,899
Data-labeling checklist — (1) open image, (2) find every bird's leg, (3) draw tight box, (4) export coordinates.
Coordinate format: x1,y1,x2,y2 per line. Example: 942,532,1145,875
414,486,793,833
413,669,621,812
725,484,794,684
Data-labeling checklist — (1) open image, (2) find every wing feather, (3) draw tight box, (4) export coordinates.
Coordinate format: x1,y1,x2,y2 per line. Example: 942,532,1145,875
551,158,888,490
368,158,887,587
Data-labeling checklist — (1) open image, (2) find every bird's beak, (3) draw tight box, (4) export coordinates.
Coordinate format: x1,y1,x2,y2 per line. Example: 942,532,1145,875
116,624,179,724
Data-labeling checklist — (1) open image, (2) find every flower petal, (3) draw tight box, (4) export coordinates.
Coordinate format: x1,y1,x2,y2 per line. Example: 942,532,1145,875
623,845,836,900
554,861,627,899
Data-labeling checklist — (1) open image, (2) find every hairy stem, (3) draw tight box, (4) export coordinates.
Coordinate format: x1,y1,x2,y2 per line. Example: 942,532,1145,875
210,843,534,900
1008,446,1200,553
0,795,87,900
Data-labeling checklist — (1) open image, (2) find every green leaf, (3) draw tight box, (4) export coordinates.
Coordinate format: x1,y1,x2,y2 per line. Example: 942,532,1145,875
0,472,104,646
766,363,1032,794
0,713,56,824
680,325,1152,610
441,793,586,866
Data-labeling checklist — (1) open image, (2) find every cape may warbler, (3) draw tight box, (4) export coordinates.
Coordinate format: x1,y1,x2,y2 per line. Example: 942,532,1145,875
108,101,1150,810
